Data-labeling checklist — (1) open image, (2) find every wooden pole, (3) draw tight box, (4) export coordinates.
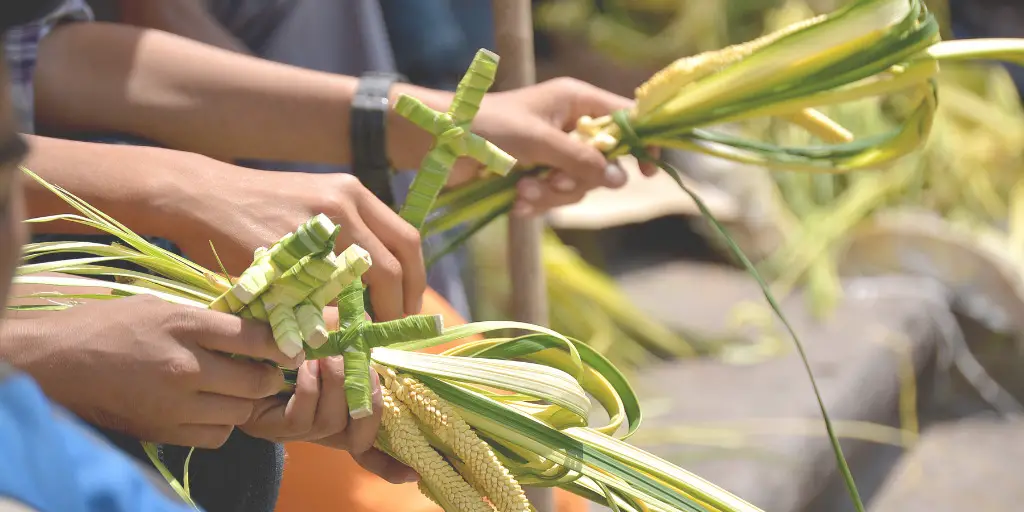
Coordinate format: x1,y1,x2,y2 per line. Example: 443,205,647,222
490,2,554,511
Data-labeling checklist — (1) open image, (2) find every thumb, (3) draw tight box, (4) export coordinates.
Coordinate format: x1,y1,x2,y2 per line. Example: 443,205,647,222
566,82,635,123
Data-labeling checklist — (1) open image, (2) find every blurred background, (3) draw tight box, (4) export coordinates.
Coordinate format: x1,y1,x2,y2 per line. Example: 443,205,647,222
482,1,1024,511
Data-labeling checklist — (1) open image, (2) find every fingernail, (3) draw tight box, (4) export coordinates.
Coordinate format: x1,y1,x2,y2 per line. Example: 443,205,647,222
521,181,542,201
307,359,320,378
512,203,534,217
403,473,420,484
370,369,382,400
553,176,577,192
290,352,306,369
604,163,627,187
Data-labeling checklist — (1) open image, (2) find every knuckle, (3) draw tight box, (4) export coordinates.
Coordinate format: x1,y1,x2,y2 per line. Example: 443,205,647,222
398,224,422,250
320,176,362,216
331,172,362,192
323,411,348,436
163,352,200,383
375,256,403,283
162,304,209,338
321,356,347,385
549,76,579,89
232,401,256,426
250,367,280,398
86,407,134,436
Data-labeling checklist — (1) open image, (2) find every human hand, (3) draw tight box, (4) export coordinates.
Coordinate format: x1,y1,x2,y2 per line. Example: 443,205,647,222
240,358,418,484
2,295,301,448
168,157,425,321
455,77,660,215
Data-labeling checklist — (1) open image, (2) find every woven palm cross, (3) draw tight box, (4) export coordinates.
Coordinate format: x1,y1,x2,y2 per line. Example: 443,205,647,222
394,48,518,230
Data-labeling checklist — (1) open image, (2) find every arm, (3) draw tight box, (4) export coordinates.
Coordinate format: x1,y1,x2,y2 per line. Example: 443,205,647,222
34,21,642,213
33,22,446,173
21,135,426,319
21,135,187,239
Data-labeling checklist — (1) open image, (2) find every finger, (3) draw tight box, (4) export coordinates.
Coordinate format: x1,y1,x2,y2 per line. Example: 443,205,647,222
282,359,321,433
181,392,255,427
191,310,303,369
344,368,383,455
358,193,426,316
561,79,635,125
526,125,609,191
351,448,420,485
512,176,586,216
347,221,405,321
164,424,236,450
241,359,322,441
323,306,340,331
603,161,628,188
311,355,349,440
545,169,579,195
638,149,661,176
545,165,627,195
195,350,285,400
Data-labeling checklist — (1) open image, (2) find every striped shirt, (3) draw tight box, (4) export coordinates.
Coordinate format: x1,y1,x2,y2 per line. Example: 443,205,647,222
3,0,93,134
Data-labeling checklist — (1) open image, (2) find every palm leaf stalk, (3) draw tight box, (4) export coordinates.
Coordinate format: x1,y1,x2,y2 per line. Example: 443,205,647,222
730,57,1024,422
423,0,1024,267
752,56,1024,318
15,168,762,512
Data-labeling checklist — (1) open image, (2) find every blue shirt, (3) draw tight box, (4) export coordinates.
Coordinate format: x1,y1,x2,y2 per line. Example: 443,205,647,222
0,364,197,512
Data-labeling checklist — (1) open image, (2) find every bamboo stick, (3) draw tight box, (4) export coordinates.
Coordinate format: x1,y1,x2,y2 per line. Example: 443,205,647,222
490,2,554,511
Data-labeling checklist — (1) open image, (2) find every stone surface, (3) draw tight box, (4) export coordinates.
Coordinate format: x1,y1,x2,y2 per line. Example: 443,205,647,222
870,418,1024,512
593,262,948,512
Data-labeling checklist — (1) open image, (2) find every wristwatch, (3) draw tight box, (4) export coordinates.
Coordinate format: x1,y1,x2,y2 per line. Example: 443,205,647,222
351,71,407,208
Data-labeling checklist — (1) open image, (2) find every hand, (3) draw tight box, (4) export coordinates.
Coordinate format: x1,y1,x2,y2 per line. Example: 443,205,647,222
168,157,425,322
460,77,660,215
1,295,301,448
239,358,418,484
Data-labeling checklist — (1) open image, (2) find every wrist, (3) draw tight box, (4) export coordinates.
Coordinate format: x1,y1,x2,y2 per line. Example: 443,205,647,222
386,84,454,171
0,317,50,375
133,149,230,244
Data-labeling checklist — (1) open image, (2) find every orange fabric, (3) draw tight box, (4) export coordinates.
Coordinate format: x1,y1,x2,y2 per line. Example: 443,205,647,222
274,288,586,512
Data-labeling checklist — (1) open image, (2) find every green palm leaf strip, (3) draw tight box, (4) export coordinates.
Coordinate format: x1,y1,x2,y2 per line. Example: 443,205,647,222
18,165,771,512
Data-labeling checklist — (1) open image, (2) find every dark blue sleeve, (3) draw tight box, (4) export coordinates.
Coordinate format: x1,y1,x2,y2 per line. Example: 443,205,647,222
0,369,199,512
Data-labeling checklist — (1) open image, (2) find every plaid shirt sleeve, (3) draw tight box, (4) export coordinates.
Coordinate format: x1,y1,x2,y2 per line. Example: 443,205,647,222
4,0,94,134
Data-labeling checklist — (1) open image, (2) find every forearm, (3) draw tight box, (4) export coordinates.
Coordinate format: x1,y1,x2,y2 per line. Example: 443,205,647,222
21,135,190,240
116,0,251,54
34,22,448,171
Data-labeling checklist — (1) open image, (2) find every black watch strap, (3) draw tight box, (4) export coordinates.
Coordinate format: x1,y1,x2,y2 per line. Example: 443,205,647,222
351,72,406,208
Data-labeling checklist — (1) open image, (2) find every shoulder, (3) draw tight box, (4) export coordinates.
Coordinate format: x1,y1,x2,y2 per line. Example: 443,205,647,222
0,363,81,512
0,364,192,512
2,0,95,133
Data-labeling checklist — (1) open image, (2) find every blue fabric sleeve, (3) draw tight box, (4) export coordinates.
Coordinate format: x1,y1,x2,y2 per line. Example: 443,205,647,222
0,370,198,512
